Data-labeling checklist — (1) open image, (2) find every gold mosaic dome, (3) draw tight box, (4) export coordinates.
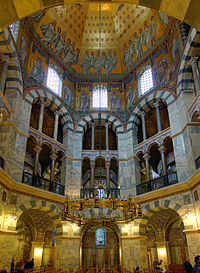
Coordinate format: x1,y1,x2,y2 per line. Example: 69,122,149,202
29,2,170,75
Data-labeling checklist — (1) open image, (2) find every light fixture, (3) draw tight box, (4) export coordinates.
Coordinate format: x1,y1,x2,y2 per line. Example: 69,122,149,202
62,190,142,225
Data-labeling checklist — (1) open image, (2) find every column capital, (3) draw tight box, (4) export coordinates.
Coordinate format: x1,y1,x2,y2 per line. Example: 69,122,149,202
140,111,146,118
50,152,57,161
34,144,42,153
143,151,150,160
40,100,46,106
90,161,95,168
105,161,110,168
154,101,160,108
105,121,109,127
158,144,166,153
0,54,10,63
54,110,59,116
91,122,95,127
188,56,199,67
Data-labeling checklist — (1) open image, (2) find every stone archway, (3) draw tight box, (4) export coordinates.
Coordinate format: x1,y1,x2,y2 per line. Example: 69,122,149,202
16,208,57,268
81,221,120,272
136,205,188,271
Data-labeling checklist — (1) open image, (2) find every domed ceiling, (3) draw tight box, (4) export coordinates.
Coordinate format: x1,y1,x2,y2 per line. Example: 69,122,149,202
29,2,171,75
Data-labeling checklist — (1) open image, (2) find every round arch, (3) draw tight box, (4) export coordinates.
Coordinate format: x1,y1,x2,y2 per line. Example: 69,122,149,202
126,89,176,132
76,112,125,134
24,87,75,132
134,201,184,236
16,201,63,236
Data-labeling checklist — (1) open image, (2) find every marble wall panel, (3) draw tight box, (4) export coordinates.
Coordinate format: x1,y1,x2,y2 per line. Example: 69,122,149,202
121,238,148,270
54,238,80,271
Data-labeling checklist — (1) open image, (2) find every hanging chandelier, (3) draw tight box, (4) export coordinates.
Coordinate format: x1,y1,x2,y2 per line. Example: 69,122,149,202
62,190,142,225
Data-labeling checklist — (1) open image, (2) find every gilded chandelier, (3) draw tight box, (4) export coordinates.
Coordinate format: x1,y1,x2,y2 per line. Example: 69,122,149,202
62,190,142,225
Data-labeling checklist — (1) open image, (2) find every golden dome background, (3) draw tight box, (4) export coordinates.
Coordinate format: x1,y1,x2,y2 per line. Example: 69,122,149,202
31,3,169,74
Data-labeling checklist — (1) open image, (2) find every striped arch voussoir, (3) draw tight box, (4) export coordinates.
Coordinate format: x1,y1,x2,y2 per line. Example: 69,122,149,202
136,199,183,235
17,199,63,235
75,112,125,135
24,88,74,132
127,89,176,132
177,28,199,97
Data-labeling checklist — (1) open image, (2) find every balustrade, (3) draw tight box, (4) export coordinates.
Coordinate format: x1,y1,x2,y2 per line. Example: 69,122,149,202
136,171,178,195
80,188,120,199
22,171,65,195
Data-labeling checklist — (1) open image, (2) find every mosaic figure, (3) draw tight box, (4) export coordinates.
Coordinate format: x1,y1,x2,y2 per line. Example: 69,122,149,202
104,50,118,75
64,42,79,65
64,85,74,107
126,85,137,109
30,57,45,83
79,90,90,111
80,50,91,74
91,50,101,74
123,42,134,71
111,91,121,112
31,11,45,22
40,20,57,48
158,11,169,26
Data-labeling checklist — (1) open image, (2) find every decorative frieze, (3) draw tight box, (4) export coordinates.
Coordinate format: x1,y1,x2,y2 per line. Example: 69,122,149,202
82,150,118,161
134,127,171,154
28,127,66,154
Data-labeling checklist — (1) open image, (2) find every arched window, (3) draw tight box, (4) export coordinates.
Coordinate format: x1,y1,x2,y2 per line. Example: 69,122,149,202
46,63,62,96
93,84,108,109
9,21,20,42
95,227,106,247
138,65,153,96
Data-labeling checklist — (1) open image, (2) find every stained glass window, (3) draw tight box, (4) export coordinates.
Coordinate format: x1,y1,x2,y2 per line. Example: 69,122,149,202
9,21,20,42
95,227,106,247
139,66,153,96
47,64,62,96
93,84,108,109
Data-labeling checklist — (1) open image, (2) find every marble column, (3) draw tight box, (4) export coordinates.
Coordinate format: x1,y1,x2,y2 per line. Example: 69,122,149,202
158,144,167,175
105,122,109,150
154,101,162,132
34,144,42,175
38,102,45,132
50,151,57,181
105,161,110,188
189,56,200,94
53,111,59,140
141,111,147,141
143,151,150,181
91,122,95,150
0,55,10,93
90,161,95,188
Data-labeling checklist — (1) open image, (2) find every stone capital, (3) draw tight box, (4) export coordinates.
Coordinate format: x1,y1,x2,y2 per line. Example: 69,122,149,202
105,121,109,128
140,111,146,118
105,161,111,168
188,56,199,67
50,152,57,161
90,161,95,168
143,151,150,161
1,54,10,63
34,144,42,153
154,101,160,108
158,144,166,153
54,111,59,117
